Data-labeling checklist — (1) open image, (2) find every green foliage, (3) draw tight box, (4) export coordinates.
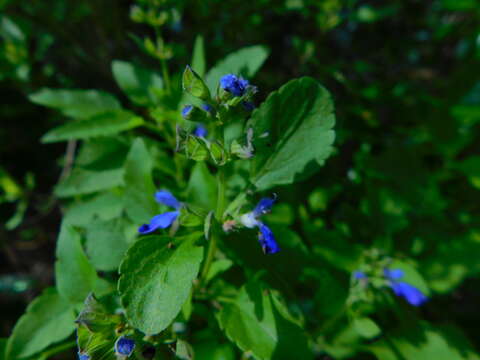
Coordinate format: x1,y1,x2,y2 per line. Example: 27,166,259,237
248,77,335,190
5,288,76,360
118,234,204,334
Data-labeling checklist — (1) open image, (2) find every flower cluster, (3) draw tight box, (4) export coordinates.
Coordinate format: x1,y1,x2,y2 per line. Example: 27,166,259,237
138,190,181,234
354,268,427,306
239,197,280,254
220,74,250,97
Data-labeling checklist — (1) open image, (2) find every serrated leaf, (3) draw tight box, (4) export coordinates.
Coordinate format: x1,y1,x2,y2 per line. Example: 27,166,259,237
5,288,76,360
248,77,335,190
85,218,132,271
55,222,98,303
55,167,124,198
118,234,204,334
205,46,269,92
123,138,157,224
112,60,163,106
217,281,312,360
29,88,121,119
42,110,144,143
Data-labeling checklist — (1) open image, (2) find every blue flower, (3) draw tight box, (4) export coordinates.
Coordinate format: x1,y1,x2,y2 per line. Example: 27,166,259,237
220,74,250,97
115,336,135,357
193,125,208,138
201,103,215,114
240,197,280,254
353,271,367,279
384,268,427,306
181,105,193,119
78,353,89,360
138,190,181,234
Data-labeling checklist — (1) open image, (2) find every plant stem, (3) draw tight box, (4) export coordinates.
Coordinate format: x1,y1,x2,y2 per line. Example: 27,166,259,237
215,167,226,221
160,57,171,93
199,229,218,285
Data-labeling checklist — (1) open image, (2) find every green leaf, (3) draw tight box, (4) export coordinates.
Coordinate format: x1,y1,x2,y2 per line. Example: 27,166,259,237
187,162,217,210
76,294,122,333
55,167,124,198
41,110,144,143
5,288,76,360
118,234,204,334
85,218,132,271
29,88,120,119
191,35,206,77
217,281,312,360
112,60,163,106
63,191,124,226
0,339,6,360
195,342,236,360
55,222,98,303
353,317,381,339
182,65,211,100
248,77,335,190
123,138,157,224
205,45,269,92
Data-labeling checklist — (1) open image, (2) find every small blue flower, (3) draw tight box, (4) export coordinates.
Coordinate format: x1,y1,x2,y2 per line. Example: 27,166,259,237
78,352,89,360
115,336,135,357
384,268,427,306
220,74,250,97
181,105,193,119
193,125,208,138
390,282,427,306
201,103,215,114
239,197,280,254
138,190,181,234
354,271,367,279
258,222,280,254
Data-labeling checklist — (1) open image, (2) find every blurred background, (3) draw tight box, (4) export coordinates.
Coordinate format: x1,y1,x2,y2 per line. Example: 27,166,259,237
1,0,480,357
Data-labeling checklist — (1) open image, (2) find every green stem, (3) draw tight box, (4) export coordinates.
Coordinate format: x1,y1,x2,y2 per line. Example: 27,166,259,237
215,167,226,220
160,57,171,93
199,230,218,284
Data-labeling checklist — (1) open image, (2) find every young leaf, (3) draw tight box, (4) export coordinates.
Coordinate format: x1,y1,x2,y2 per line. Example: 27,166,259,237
182,65,211,100
29,88,121,119
123,138,157,224
41,110,144,143
248,77,335,191
118,234,204,334
5,288,76,360
112,60,163,106
205,46,269,92
55,222,98,303
217,281,312,360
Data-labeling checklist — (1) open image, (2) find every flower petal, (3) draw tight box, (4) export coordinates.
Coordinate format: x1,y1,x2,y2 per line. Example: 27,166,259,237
138,211,179,234
78,353,90,360
155,190,181,209
253,197,276,217
258,223,280,254
390,282,427,306
115,336,135,357
354,271,367,279
384,268,404,280
193,125,208,138
181,105,193,118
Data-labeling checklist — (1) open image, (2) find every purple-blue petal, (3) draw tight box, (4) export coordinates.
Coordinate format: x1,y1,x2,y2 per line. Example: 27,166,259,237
219,74,250,97
384,268,404,280
390,282,427,306
115,337,135,356
181,105,193,118
354,271,367,279
78,353,89,360
257,223,280,254
201,103,214,114
193,125,208,138
155,190,181,209
253,197,276,217
138,211,180,234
